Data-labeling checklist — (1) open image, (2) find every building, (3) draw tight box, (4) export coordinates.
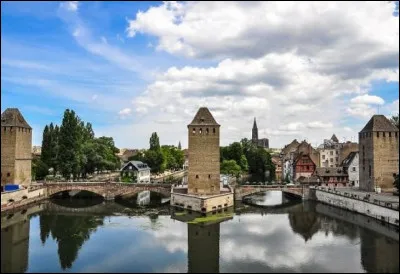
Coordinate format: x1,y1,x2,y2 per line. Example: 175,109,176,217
251,118,269,149
120,161,151,183
317,134,358,168
293,153,316,181
271,156,282,182
1,108,32,189
359,115,399,191
341,151,359,188
313,167,348,187
281,139,300,182
171,107,234,213
183,149,189,170
32,146,41,157
117,148,139,163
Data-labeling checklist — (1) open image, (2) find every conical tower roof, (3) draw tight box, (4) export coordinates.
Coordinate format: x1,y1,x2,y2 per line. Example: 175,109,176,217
331,134,339,143
188,107,220,126
1,108,32,129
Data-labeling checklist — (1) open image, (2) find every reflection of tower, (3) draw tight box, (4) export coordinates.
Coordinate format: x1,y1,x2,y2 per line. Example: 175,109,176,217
288,210,320,242
188,223,220,273
360,229,399,273
1,219,30,273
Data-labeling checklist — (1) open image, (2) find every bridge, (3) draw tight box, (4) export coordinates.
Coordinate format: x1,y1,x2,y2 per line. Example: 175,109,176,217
233,185,307,200
43,182,172,200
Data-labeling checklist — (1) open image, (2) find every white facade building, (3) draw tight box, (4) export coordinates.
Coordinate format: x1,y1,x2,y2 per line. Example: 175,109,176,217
341,152,359,188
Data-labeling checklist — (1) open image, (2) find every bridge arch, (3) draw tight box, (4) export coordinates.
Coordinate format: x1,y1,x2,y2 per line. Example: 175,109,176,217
113,187,171,199
46,185,106,198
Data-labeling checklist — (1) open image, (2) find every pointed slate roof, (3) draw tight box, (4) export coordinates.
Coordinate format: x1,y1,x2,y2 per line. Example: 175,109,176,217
341,151,358,168
330,134,339,143
360,115,399,133
1,108,32,129
253,117,257,129
188,107,220,126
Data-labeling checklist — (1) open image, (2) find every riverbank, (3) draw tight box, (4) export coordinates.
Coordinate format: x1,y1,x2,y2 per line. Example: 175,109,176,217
311,187,399,227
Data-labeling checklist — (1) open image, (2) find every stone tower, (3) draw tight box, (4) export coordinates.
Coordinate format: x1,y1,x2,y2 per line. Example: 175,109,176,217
359,115,399,191
252,117,258,144
1,108,32,188
187,107,220,195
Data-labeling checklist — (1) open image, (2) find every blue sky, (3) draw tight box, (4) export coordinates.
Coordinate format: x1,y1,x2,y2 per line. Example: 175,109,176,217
1,1,399,149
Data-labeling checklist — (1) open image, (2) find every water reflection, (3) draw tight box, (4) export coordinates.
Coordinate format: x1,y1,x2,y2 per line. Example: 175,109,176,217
1,200,399,273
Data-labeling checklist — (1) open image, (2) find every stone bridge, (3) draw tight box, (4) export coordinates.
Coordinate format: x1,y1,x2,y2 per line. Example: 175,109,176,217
234,185,307,200
45,182,172,200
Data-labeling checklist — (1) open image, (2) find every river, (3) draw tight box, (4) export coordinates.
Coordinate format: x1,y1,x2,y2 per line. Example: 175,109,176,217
1,191,399,273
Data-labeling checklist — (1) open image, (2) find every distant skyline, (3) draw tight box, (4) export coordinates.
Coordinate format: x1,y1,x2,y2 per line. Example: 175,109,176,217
1,1,399,149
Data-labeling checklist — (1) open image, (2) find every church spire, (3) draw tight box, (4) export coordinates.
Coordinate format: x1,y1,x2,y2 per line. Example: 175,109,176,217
252,117,258,144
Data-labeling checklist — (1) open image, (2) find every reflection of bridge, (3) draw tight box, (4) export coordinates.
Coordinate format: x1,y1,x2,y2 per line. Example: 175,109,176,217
234,185,306,200
44,182,172,200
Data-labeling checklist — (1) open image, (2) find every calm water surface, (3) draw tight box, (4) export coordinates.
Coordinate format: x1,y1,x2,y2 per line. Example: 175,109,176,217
1,191,399,273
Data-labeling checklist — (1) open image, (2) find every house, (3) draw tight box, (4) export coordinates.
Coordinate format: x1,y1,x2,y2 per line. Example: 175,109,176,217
293,153,316,181
271,156,282,182
120,161,151,183
313,167,348,188
317,134,358,168
341,151,359,188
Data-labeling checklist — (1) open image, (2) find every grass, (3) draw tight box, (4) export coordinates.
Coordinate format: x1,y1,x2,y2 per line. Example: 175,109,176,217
187,212,234,224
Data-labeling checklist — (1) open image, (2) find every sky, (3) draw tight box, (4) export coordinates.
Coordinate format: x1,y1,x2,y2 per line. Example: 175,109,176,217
1,1,399,149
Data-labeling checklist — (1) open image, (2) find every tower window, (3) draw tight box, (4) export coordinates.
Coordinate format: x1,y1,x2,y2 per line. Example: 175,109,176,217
199,128,202,134
196,175,199,179
383,132,385,137
377,132,379,137
389,132,391,137
208,174,211,179
192,128,196,135
206,128,209,134
7,173,10,177
396,132,398,137
213,128,216,134
369,165,371,178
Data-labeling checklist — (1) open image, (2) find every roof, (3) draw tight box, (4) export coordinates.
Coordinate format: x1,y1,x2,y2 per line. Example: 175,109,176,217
360,115,399,133
341,151,358,167
294,152,316,166
120,161,150,171
331,134,339,143
253,117,257,129
1,108,32,129
314,167,347,177
188,107,220,126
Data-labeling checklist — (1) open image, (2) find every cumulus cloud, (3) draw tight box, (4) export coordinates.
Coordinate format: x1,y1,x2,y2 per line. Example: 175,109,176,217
122,1,398,148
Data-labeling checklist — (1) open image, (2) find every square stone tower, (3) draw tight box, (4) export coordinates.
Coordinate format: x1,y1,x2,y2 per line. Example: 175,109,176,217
187,107,220,195
359,115,399,191
1,108,32,188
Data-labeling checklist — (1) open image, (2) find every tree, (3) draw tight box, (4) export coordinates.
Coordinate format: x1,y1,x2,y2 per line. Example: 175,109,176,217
239,155,249,172
221,160,242,178
41,125,51,166
32,158,49,180
390,113,399,129
150,132,160,151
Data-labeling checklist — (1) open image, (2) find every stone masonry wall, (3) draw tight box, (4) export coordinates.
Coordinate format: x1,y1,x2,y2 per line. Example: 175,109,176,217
359,132,375,191
372,133,399,190
1,127,17,186
188,126,220,195
315,189,399,226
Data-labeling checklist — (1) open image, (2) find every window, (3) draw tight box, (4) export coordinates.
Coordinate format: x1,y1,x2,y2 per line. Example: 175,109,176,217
383,132,386,137
206,128,209,134
352,167,356,172
322,155,325,160
192,128,196,134
389,132,391,137
330,158,333,162
396,132,398,137
377,132,379,137
7,173,10,177
335,157,338,162
196,175,199,179
369,165,371,178
336,150,338,155
213,128,216,134
199,128,202,134
208,174,211,179
330,151,333,155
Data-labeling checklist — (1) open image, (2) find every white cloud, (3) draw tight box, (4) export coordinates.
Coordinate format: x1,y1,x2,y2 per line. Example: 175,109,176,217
60,1,79,12
118,108,132,118
307,121,334,129
350,95,385,105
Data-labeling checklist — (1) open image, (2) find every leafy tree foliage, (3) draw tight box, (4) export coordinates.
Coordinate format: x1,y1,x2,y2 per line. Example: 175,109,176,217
390,113,399,129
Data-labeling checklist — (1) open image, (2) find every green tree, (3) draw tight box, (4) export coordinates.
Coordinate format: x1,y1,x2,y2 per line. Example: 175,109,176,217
150,132,161,151
32,158,49,181
41,125,51,166
239,155,249,171
221,160,242,178
390,113,399,129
